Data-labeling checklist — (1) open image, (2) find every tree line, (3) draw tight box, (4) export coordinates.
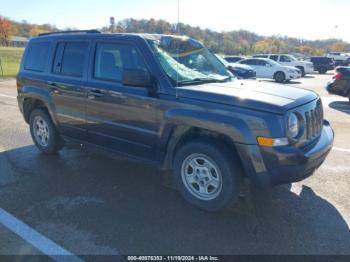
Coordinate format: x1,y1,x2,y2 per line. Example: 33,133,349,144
1,15,349,56
102,18,350,56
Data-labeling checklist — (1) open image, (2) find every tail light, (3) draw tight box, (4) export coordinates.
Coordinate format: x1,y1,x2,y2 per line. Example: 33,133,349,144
334,72,343,80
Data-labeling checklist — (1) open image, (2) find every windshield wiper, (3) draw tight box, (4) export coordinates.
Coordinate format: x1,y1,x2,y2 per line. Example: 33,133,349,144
178,77,230,86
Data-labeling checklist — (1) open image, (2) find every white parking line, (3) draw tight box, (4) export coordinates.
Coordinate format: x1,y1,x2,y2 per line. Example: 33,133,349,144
333,147,350,153
320,96,349,108
0,94,16,99
0,208,84,262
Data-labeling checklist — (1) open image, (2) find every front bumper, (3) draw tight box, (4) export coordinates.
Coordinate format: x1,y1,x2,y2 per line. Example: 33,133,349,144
286,72,301,80
305,66,314,74
236,120,334,186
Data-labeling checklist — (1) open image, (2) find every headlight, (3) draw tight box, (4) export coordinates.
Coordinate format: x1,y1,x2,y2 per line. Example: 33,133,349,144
287,113,300,138
287,68,294,73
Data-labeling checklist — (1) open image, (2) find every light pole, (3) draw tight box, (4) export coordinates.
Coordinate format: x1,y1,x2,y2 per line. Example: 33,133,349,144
334,25,338,39
110,16,115,33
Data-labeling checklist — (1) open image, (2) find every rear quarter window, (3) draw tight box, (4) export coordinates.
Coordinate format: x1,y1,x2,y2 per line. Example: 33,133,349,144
24,42,50,72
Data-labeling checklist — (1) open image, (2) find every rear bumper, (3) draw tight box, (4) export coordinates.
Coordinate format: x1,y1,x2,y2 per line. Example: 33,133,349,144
17,95,24,115
315,65,335,71
236,120,334,186
326,82,349,97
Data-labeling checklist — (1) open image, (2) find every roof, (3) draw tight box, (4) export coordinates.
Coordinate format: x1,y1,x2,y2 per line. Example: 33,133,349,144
35,30,189,41
10,36,29,42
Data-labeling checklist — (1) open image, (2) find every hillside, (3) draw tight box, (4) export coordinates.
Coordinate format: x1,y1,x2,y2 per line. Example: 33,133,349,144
2,15,350,56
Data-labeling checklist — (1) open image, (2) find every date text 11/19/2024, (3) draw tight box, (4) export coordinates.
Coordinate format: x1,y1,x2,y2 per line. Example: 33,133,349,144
127,255,220,261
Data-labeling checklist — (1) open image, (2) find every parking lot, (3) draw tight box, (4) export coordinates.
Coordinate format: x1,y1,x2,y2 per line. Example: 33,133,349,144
0,74,349,259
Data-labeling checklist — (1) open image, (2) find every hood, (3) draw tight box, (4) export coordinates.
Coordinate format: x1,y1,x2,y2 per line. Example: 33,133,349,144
228,63,254,70
177,80,318,114
283,65,300,71
296,60,313,66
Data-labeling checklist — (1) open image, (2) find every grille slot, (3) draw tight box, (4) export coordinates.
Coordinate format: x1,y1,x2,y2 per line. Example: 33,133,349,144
304,100,323,140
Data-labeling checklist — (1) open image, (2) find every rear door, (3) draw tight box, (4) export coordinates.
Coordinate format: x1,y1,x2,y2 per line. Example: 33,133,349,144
278,55,292,66
245,59,265,77
258,60,275,78
47,40,90,140
85,40,158,161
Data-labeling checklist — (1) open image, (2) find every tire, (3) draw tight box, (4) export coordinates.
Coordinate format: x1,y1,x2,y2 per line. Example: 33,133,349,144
29,108,64,154
296,66,305,76
274,71,286,83
173,139,242,211
318,68,327,74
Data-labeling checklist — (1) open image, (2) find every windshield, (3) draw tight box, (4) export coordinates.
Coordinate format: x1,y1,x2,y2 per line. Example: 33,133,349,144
287,55,297,61
215,54,229,67
148,36,232,86
266,59,281,67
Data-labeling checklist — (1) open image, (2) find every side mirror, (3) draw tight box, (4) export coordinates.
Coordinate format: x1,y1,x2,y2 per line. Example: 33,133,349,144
122,69,154,88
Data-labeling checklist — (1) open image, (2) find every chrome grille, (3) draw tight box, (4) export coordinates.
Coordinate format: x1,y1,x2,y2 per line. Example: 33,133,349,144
305,100,323,139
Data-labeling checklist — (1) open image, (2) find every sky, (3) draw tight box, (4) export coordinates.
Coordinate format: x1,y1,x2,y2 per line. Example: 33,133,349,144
2,0,350,42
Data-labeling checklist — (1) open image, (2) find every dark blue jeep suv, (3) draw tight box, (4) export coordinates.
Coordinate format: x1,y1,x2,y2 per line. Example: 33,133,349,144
17,31,334,211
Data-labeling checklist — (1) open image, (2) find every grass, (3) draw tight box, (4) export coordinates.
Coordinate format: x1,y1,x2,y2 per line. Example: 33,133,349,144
0,46,24,77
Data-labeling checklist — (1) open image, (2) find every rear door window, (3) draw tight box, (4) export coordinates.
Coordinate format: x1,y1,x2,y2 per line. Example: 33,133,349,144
255,60,266,66
241,59,254,65
24,42,50,72
52,41,88,77
280,55,292,62
270,55,278,61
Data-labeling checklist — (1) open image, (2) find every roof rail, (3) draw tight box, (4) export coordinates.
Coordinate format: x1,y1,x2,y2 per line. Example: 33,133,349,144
38,30,101,37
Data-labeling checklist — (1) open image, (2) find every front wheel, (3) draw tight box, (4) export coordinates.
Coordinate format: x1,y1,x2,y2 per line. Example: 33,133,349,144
29,108,64,154
274,71,286,83
173,139,242,211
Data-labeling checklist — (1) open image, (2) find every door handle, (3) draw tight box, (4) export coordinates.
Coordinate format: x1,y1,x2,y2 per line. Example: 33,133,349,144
46,81,57,87
46,82,61,94
88,90,104,99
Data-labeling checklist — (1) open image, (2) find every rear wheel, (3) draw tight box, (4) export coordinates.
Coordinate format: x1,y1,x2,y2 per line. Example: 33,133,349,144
29,108,64,154
274,71,286,83
173,139,242,211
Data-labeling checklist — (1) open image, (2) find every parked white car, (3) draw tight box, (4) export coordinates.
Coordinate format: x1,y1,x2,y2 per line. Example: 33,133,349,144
238,58,301,83
326,52,350,65
253,54,313,76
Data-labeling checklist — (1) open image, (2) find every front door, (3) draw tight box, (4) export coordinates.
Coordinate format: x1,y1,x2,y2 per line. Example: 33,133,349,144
85,41,158,161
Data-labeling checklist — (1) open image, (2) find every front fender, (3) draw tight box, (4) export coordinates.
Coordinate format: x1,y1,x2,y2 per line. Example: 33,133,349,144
163,108,253,144
157,105,284,169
